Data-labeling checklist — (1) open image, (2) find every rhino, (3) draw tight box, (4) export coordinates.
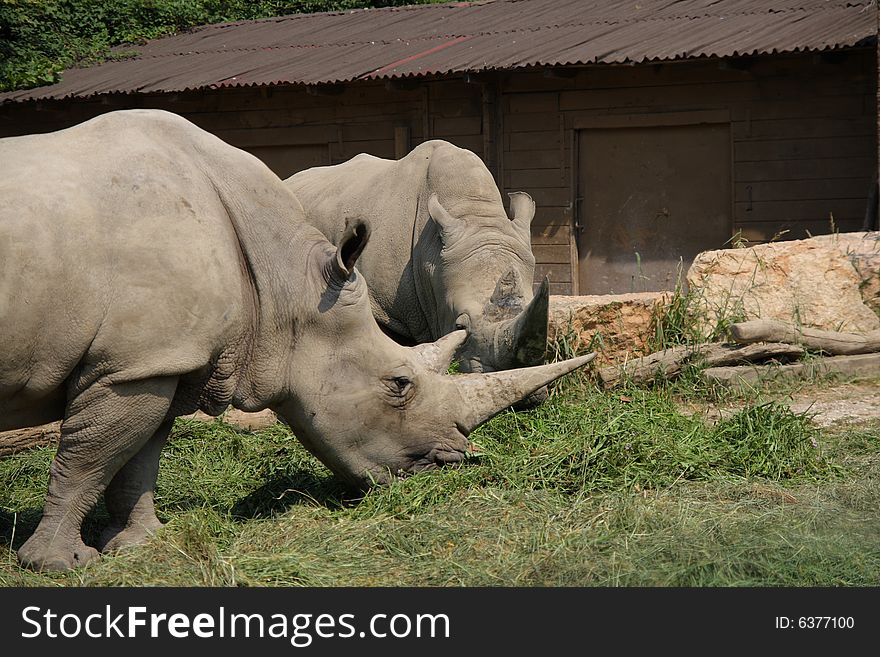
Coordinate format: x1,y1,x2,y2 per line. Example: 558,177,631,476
285,140,549,380
0,109,593,571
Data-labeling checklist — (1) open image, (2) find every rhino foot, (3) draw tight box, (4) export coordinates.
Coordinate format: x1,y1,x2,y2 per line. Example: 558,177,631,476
18,534,100,572
98,517,164,553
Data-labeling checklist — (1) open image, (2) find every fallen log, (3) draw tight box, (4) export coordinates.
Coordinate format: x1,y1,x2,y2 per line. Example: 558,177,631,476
0,422,61,458
597,341,804,388
0,409,279,460
730,319,880,355
702,352,880,390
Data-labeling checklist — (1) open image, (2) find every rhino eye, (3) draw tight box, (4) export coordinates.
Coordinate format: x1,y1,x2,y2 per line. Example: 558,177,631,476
383,374,414,407
455,314,470,331
391,376,412,394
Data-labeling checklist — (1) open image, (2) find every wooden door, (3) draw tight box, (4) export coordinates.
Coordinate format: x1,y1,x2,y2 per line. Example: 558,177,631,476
576,123,732,294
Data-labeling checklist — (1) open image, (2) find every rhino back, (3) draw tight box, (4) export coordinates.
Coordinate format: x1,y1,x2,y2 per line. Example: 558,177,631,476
287,140,527,343
423,141,507,220
0,110,261,425
287,149,434,338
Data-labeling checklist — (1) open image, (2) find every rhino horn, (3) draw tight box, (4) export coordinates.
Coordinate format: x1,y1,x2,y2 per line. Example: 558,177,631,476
453,352,596,433
413,330,467,373
495,276,550,367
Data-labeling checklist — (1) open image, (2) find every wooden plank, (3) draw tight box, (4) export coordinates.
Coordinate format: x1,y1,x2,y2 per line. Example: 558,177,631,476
564,60,747,90
527,188,570,207
531,205,570,227
394,126,410,159
567,53,869,92
559,80,756,112
0,100,115,136
503,70,580,93
432,115,482,136
531,220,571,241
733,218,863,242
735,136,873,162
505,92,559,114
217,124,339,148
536,263,572,283
332,101,425,120
340,121,398,143
508,130,562,151
732,115,874,141
339,139,395,159
501,52,870,95
427,78,475,99
531,230,571,246
734,157,875,182
735,178,873,203
507,168,566,189
746,50,874,80
571,109,730,130
732,95,869,121
185,99,422,129
533,244,571,264
733,198,866,223
505,149,564,170
186,109,308,131
505,111,565,133
548,281,572,295
436,135,484,154
430,96,482,117
173,86,333,113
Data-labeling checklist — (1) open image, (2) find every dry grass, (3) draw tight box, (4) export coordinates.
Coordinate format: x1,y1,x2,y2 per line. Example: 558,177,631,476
2,376,877,587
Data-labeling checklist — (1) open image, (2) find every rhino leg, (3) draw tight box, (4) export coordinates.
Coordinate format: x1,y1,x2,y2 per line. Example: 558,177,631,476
18,376,177,571
97,419,173,553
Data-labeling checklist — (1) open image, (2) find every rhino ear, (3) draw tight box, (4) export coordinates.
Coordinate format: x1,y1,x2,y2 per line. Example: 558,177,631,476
428,193,464,243
508,191,535,241
334,218,370,277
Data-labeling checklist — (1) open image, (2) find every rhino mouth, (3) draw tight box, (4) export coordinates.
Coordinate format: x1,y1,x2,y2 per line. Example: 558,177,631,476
384,426,473,481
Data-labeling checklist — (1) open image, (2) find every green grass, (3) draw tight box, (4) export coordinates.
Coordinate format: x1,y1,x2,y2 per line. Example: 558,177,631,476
1,380,877,587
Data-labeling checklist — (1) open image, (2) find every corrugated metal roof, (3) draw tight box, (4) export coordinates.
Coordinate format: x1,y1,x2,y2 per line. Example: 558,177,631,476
2,0,875,103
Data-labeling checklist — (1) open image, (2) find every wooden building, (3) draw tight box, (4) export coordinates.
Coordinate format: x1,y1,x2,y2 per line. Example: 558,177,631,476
1,0,877,295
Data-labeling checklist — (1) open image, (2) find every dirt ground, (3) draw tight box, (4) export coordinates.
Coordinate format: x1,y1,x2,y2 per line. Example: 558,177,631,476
680,379,880,427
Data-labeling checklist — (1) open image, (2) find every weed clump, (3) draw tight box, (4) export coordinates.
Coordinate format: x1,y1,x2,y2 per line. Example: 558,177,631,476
471,389,839,496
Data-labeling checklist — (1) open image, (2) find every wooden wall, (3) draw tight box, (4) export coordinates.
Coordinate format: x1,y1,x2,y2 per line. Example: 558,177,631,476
498,49,877,293
1,48,874,295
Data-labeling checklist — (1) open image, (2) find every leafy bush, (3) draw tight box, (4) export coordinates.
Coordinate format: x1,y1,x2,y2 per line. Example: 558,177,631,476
0,0,446,92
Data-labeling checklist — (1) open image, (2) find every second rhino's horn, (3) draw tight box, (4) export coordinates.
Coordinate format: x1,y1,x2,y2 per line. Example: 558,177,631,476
453,352,596,433
414,330,468,373
495,276,550,367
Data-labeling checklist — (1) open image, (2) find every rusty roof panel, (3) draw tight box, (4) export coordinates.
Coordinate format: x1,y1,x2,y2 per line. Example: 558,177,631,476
2,0,875,103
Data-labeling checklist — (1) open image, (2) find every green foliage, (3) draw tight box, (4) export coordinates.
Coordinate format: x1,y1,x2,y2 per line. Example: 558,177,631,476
0,0,447,92
0,381,876,585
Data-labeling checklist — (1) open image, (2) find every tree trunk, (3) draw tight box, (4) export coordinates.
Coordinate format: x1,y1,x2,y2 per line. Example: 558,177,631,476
597,342,804,388
730,320,880,355
0,422,60,458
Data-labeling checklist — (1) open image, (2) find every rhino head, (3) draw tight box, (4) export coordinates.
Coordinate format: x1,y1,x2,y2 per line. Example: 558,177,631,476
269,220,592,489
427,191,549,375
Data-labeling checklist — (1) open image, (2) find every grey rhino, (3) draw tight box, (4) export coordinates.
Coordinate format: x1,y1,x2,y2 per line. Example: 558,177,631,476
285,140,549,377
0,109,594,571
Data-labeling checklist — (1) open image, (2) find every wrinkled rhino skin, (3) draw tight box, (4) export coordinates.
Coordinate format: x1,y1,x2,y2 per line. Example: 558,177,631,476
286,140,549,376
0,110,594,571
